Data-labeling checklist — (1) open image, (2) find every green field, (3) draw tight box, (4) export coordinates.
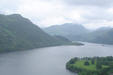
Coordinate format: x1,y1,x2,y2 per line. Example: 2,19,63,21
72,60,109,71
66,56,113,75
73,60,97,71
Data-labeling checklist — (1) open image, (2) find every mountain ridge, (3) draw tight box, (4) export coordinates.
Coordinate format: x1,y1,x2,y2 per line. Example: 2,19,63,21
44,23,113,45
0,14,72,52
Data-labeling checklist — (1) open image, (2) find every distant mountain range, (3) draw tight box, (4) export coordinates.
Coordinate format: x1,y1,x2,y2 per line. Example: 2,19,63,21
44,23,89,35
0,14,72,52
85,27,113,44
44,23,113,44
44,23,89,41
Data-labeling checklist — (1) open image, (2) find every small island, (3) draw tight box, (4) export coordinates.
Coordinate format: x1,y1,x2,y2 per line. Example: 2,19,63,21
66,56,113,75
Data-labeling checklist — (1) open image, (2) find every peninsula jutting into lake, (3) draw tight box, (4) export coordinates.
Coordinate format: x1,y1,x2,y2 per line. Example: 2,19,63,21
66,56,113,75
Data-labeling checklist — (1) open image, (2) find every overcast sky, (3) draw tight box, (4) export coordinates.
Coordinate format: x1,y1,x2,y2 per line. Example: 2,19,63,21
1,0,113,29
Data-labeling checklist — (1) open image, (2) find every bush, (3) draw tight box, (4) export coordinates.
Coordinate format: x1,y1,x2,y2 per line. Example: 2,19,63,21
91,59,95,64
84,61,90,66
96,63,102,69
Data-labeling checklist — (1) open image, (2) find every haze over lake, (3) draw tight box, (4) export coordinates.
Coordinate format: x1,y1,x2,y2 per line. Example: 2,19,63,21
0,42,113,75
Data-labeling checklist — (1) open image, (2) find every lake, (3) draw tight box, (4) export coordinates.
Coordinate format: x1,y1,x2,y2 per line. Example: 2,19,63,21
0,42,113,75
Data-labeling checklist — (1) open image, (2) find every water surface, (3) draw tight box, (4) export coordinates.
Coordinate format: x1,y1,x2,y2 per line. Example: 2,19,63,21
0,42,113,75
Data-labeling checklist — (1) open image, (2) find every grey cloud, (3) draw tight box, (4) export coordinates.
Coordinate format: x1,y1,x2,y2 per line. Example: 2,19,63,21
0,0,21,11
82,8,113,21
1,0,113,29
63,0,113,7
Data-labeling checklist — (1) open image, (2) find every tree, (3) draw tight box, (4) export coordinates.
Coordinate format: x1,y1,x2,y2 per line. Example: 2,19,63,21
91,59,95,64
69,59,75,64
96,63,102,69
84,61,90,66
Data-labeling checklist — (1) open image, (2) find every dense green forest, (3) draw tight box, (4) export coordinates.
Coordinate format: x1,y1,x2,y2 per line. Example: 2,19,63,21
44,23,113,44
0,14,74,52
66,56,113,75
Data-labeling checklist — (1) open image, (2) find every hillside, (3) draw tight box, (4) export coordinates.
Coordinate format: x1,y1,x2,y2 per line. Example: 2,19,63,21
54,35,71,43
84,28,113,44
0,14,71,52
44,24,113,44
44,23,89,41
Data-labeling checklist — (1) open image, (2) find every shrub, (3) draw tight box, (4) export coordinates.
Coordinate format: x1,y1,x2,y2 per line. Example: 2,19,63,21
84,61,90,66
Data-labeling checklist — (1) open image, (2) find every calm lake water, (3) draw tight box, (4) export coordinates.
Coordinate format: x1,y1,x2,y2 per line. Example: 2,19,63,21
0,42,113,75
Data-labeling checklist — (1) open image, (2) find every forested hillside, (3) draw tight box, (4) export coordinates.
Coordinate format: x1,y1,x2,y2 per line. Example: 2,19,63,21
0,14,69,52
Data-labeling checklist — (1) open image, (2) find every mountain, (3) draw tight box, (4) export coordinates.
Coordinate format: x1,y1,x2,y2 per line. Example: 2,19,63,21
44,23,113,45
44,23,89,41
54,35,84,45
84,27,113,44
54,35,71,43
0,14,71,52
